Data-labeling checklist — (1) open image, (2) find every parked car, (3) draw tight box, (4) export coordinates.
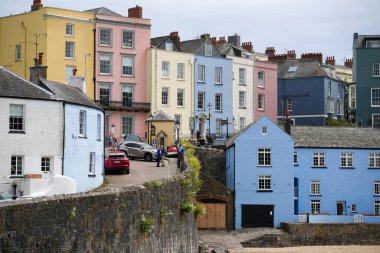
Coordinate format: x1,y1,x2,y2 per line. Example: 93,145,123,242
123,134,142,142
118,141,157,162
105,151,130,174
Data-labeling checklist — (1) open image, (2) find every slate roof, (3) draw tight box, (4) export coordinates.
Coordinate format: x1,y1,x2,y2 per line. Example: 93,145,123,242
0,67,53,100
291,126,380,149
353,34,380,49
180,38,205,53
151,36,168,48
85,7,122,17
277,59,343,81
217,43,232,55
148,110,174,122
39,79,101,110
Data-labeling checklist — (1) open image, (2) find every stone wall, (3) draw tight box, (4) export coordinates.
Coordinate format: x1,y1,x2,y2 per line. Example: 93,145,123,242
0,173,198,252
195,147,226,185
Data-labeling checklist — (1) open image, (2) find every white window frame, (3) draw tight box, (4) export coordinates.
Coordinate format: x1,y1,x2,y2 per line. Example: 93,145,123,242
65,65,76,83
351,204,357,213
287,98,292,111
258,175,272,191
198,65,205,82
337,99,343,115
294,151,298,165
258,94,265,110
15,44,22,61
122,30,134,48
89,152,95,175
375,200,380,216
99,82,111,106
258,71,265,88
97,114,101,141
197,92,205,110
375,180,380,196
216,118,222,136
121,55,134,76
162,61,170,79
215,93,222,112
373,114,380,128
177,89,184,107
121,116,133,135
349,85,356,109
99,28,112,46
373,63,380,77
215,67,222,84
239,91,246,108
177,63,184,80
66,23,74,36
165,42,173,51
313,152,325,167
341,152,353,168
258,148,271,166
310,180,321,195
99,53,112,75
9,104,24,132
327,97,334,113
79,110,87,137
311,200,321,214
371,88,380,107
328,81,332,95
11,155,23,176
205,44,212,56
239,68,246,85
41,157,52,173
239,117,245,130
162,87,169,105
261,126,268,134
369,153,380,168
65,41,75,59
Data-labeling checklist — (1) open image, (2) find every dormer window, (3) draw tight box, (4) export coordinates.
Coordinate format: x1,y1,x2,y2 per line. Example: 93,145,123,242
205,44,212,56
261,126,268,134
166,42,173,51
288,66,298,72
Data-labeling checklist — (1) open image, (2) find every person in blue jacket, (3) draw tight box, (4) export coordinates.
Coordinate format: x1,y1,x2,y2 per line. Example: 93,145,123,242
156,145,164,167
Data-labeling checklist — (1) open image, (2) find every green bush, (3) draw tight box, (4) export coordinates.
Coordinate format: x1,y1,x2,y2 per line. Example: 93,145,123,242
140,211,156,234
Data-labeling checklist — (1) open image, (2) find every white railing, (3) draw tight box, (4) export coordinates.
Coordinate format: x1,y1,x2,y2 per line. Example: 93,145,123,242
354,215,364,223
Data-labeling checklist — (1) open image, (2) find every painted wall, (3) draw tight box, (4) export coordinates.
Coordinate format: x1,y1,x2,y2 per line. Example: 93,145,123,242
194,55,233,138
0,97,63,194
254,60,278,123
95,15,151,141
147,48,194,139
63,104,104,192
228,56,254,133
227,116,295,228
0,8,95,98
295,148,380,216
149,121,176,148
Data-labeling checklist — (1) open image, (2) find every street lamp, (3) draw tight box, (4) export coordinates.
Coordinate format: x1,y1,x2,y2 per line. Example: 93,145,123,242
207,102,212,138
175,119,181,145
148,113,153,144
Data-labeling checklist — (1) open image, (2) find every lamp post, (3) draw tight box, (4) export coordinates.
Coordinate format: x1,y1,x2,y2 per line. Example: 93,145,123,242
148,113,153,144
207,102,212,138
175,119,181,145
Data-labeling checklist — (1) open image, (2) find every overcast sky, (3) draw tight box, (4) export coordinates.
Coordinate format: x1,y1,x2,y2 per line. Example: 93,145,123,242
1,0,379,65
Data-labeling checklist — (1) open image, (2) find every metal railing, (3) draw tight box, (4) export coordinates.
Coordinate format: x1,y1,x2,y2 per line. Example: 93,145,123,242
95,100,150,112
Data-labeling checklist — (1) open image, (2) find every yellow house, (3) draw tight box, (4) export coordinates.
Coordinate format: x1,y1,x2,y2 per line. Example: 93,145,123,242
146,110,178,149
0,2,95,98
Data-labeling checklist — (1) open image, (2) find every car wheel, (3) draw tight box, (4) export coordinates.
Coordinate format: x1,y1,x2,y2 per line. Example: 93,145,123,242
144,153,153,162
125,169,129,174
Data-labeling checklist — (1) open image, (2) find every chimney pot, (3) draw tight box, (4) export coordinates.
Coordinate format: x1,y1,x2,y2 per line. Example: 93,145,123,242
72,68,77,76
169,31,180,48
31,0,43,11
265,47,276,56
242,41,253,53
128,5,142,18
38,52,43,65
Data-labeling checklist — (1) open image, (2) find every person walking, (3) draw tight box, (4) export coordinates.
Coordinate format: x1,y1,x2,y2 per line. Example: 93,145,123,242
156,145,163,167
160,146,167,167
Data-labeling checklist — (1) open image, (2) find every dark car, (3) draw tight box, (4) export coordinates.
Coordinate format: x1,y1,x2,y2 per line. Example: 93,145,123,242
123,134,142,142
118,141,157,162
105,151,130,174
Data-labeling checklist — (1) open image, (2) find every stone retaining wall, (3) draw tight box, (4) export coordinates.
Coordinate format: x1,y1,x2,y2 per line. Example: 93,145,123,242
195,147,226,185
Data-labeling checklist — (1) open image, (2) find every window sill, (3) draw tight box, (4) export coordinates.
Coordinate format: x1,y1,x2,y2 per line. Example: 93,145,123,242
374,195,380,197
10,176,24,179
239,107,247,109
310,194,322,196
340,167,355,169
9,131,26,134
161,77,170,80
88,174,96,177
197,81,205,84
368,167,380,169
99,44,113,48
371,75,380,78
15,59,22,62
64,57,76,61
294,164,299,166
258,109,265,111
258,86,265,89
257,190,273,192
78,136,87,139
99,73,112,76
177,79,185,81
97,139,102,142
311,166,327,169
121,46,134,49
238,83,246,86
257,165,272,167
122,74,135,78
214,83,223,85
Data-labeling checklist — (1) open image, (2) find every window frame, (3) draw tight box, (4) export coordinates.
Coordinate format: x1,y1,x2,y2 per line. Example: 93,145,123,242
239,91,246,108
215,67,222,84
165,42,173,51
99,53,112,75
11,155,23,176
287,98,292,111
121,116,133,135
215,93,222,112
375,200,380,216
216,118,222,136
198,65,205,82
294,151,298,165
310,180,321,195
205,44,212,56
177,63,184,80
121,54,134,77
373,63,380,77
177,89,184,107
79,110,87,137
239,117,245,130
369,153,380,168
65,23,74,36
15,44,22,61
341,152,354,168
327,97,334,113
375,180,380,196
258,94,265,110
313,152,326,167
65,41,75,59
162,61,170,79
258,175,272,191
371,88,380,107
97,114,102,141
122,30,134,48
311,200,321,214
41,157,52,173
337,99,343,115
239,68,246,85
257,148,271,166
258,71,265,88
161,87,169,105
89,152,95,175
349,85,356,109
9,104,25,132
328,81,332,95
373,114,380,128
197,92,205,110
99,28,112,47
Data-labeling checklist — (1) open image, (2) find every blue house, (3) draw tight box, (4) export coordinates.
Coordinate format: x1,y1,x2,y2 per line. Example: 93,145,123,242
226,116,380,228
276,55,345,126
181,34,233,140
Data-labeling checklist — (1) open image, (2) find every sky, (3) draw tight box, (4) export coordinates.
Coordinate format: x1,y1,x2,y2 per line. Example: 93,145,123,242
1,0,379,65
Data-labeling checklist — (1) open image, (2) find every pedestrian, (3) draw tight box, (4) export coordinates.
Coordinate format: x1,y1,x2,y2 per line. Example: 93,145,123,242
160,146,167,167
156,145,163,167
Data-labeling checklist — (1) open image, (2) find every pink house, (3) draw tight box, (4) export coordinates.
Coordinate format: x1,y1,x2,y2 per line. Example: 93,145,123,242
88,6,151,142
254,60,278,122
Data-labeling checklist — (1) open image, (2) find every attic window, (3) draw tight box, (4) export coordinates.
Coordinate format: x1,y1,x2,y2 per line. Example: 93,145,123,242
261,126,268,134
166,42,173,51
288,66,298,72
205,44,212,56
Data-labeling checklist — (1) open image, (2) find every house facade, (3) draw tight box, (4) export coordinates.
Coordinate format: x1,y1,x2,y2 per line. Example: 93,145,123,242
276,55,345,126
226,115,380,228
0,0,95,98
181,35,233,140
147,32,194,140
89,6,151,142
352,33,380,127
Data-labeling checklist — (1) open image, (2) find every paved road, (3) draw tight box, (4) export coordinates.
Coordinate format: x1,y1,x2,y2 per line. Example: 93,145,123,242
98,157,179,190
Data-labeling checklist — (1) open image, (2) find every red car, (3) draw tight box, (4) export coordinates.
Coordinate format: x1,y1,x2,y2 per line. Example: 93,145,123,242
105,152,130,174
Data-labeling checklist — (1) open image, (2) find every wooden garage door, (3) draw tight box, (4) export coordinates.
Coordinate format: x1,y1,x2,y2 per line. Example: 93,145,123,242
197,203,226,229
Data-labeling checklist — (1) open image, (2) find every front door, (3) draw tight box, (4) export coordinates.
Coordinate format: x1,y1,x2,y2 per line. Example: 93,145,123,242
337,201,345,215
242,204,274,228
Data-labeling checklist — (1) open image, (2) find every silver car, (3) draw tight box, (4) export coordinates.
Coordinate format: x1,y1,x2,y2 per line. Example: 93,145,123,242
118,141,157,162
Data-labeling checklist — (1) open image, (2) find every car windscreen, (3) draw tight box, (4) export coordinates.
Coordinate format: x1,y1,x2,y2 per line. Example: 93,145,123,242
108,155,126,159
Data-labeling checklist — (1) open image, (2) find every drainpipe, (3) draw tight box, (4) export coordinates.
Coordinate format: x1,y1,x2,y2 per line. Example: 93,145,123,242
189,58,194,136
21,21,27,78
93,28,96,100
62,102,66,175
150,45,158,111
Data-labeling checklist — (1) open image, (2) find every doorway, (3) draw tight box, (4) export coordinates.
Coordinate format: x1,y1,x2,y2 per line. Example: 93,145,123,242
337,201,345,215
242,204,274,227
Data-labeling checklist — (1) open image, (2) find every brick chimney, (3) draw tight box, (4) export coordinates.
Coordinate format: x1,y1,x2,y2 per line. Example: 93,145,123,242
29,52,47,84
211,37,218,47
301,53,323,65
72,68,77,76
242,42,253,53
268,54,288,62
265,47,276,56
325,56,336,66
228,34,240,47
128,5,142,18
31,0,43,11
218,37,226,44
200,33,211,39
170,31,180,48
345,58,353,68
287,50,296,59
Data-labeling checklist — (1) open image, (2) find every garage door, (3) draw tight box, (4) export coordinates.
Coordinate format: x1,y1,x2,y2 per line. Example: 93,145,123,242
241,204,274,228
197,203,226,229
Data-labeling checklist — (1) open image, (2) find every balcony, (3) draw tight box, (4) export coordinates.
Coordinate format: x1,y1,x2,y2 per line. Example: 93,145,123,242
95,100,150,112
